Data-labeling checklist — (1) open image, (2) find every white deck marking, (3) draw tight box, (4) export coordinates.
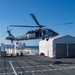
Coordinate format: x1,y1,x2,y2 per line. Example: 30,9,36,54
9,61,17,75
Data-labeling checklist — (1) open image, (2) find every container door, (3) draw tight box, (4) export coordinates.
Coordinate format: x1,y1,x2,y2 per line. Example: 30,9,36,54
68,43,75,57
56,44,67,58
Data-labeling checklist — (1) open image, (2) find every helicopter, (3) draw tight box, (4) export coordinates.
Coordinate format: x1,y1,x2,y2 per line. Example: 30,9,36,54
6,14,73,43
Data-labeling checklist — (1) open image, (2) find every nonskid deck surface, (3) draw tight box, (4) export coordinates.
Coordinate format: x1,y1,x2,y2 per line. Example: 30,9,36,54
0,55,75,75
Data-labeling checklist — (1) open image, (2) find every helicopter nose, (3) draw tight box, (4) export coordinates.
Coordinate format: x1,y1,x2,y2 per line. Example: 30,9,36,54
52,31,59,36
55,32,59,36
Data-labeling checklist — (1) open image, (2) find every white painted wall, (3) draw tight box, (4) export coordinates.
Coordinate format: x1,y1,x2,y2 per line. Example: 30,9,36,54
39,39,53,57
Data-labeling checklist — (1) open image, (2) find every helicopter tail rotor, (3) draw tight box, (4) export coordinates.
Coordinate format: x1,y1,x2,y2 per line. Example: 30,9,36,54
7,26,13,33
6,26,15,43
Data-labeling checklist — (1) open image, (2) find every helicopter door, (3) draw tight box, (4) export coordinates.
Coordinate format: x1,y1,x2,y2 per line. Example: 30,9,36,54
35,32,40,37
29,32,35,39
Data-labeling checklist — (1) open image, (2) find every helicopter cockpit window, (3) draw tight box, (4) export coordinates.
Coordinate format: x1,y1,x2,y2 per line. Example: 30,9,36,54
26,30,34,34
43,30,46,34
26,31,30,34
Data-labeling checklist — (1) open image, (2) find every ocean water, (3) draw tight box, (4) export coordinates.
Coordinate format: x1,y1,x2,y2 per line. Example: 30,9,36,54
25,46,39,50
0,45,39,50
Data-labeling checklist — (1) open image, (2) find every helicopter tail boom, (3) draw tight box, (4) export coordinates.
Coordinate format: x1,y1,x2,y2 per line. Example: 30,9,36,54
6,29,16,43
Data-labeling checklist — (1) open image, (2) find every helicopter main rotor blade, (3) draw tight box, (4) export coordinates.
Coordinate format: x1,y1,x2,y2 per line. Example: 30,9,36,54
30,14,45,28
30,14,40,26
58,22,74,25
10,25,40,28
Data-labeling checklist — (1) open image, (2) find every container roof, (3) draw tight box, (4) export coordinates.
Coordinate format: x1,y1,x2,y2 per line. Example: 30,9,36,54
48,34,75,41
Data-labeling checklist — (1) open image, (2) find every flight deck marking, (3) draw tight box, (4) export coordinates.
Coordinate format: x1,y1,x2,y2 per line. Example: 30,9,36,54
9,61,17,75
13,66,75,74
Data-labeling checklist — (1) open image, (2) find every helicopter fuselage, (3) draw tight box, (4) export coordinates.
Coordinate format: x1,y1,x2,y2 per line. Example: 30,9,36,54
6,28,58,41
15,28,59,41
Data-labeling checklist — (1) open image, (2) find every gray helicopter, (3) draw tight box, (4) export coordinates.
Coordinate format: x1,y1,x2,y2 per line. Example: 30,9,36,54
6,14,59,43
